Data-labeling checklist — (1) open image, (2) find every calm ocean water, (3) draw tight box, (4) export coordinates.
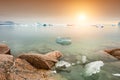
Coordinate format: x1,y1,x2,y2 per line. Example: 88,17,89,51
0,25,120,80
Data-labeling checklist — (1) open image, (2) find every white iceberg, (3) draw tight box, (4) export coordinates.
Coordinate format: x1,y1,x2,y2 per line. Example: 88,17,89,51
112,73,120,77
55,60,71,68
84,61,104,76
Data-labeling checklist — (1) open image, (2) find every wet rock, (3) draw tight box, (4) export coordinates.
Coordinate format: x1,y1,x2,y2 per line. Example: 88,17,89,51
104,49,120,60
9,58,50,80
56,37,72,45
0,44,11,55
0,44,57,80
0,54,55,80
0,54,13,80
18,51,63,70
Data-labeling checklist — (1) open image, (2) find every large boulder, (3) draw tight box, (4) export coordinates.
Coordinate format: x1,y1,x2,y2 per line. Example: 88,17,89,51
104,49,120,60
18,51,63,70
0,54,55,80
0,44,57,80
0,44,11,55
0,54,13,80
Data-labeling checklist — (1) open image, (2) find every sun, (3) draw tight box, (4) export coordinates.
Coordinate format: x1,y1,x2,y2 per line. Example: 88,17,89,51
78,14,86,21
76,13,89,26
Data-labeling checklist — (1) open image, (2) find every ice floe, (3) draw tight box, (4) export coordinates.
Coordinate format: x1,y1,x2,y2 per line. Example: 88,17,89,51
112,73,120,77
55,60,71,68
84,61,104,76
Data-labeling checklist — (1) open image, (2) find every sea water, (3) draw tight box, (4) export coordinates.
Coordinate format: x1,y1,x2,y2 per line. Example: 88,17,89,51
0,25,120,80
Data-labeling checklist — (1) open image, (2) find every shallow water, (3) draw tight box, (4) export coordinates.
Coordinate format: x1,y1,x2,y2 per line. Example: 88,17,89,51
0,25,120,80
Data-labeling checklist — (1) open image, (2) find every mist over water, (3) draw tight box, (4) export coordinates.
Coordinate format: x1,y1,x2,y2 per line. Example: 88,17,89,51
0,25,120,80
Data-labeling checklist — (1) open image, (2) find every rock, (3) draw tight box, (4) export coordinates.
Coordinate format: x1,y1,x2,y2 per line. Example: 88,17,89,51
104,49,120,59
56,37,72,45
9,58,50,80
0,54,13,80
0,44,11,55
84,61,104,76
18,51,63,70
0,54,55,80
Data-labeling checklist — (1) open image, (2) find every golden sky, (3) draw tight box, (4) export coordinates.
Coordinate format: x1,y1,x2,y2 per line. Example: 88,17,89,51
0,0,120,24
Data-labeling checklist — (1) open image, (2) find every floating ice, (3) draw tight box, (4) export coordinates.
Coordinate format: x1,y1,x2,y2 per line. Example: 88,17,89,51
55,60,71,68
112,73,120,77
51,70,57,74
84,61,104,76
2,41,7,43
81,56,87,64
56,37,72,45
71,63,76,66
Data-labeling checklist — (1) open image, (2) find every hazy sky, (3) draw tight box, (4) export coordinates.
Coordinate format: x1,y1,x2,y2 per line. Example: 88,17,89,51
0,0,120,24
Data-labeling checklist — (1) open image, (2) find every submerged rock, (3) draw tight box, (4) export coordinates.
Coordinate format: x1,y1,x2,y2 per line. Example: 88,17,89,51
84,61,104,76
18,51,63,70
0,44,11,55
104,49,120,60
56,37,72,45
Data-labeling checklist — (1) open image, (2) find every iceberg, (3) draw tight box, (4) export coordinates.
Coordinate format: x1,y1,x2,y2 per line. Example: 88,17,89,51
56,37,72,45
84,61,104,76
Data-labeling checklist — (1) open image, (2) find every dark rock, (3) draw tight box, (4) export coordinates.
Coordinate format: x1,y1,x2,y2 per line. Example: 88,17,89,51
0,44,11,55
18,51,63,70
43,24,47,27
104,49,120,59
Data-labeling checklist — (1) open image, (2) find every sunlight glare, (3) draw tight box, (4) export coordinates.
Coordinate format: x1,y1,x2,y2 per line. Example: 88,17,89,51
78,14,86,21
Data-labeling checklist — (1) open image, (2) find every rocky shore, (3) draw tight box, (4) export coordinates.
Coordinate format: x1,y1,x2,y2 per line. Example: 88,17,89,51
1,43,120,80
0,44,63,80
